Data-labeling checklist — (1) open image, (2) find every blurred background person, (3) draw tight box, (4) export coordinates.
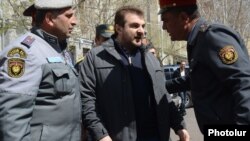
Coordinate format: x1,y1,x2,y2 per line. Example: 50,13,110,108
173,61,189,116
142,38,160,64
94,24,114,47
148,46,157,57
75,24,114,71
142,38,156,57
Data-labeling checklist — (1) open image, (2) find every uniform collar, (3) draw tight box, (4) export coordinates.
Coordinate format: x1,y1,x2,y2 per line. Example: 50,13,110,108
31,27,67,52
187,18,207,46
42,31,59,47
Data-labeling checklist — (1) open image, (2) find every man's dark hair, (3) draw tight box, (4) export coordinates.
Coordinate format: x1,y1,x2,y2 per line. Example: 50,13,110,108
114,6,144,36
35,9,64,26
35,10,47,26
114,6,144,27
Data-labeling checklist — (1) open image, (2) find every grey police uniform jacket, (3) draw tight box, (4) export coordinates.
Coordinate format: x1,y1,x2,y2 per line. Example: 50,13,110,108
0,32,81,141
166,18,250,133
79,38,185,141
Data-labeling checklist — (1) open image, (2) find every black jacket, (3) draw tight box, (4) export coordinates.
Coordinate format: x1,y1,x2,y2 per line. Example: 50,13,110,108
173,68,189,78
79,37,185,141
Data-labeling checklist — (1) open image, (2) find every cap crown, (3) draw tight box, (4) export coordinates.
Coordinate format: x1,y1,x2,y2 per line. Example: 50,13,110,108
158,0,197,14
159,0,196,8
96,24,114,38
34,0,73,10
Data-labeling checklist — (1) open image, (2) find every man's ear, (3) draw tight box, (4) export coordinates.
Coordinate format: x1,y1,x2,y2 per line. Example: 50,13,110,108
44,12,54,26
179,12,189,23
115,24,122,34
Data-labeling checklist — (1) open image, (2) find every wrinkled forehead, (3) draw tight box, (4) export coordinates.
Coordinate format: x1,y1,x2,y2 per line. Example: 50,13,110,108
124,13,145,24
124,12,144,20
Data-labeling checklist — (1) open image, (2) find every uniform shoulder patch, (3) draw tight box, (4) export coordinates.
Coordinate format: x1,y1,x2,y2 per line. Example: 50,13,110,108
219,46,238,65
7,47,27,58
76,56,85,64
7,47,26,78
8,58,25,78
21,36,35,48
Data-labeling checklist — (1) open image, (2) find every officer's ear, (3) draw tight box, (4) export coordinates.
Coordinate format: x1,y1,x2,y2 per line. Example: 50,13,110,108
44,12,55,26
179,12,189,23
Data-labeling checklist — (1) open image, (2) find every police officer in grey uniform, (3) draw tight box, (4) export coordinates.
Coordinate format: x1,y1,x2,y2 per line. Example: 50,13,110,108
158,0,250,134
0,0,81,141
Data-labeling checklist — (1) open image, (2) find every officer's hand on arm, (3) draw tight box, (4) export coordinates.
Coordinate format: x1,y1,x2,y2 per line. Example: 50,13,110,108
177,129,190,141
99,135,112,141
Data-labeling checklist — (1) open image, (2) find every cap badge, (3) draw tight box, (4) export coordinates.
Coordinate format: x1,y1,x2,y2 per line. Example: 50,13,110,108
105,25,114,33
219,46,238,64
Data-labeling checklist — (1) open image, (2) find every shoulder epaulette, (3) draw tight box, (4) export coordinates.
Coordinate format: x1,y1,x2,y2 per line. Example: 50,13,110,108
76,56,85,64
21,35,35,48
199,23,210,32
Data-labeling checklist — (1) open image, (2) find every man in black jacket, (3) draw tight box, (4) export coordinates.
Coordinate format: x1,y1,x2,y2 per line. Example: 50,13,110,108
79,5,189,141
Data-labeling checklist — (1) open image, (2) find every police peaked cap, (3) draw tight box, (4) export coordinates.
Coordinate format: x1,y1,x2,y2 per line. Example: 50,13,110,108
23,4,35,16
158,0,197,14
96,24,114,38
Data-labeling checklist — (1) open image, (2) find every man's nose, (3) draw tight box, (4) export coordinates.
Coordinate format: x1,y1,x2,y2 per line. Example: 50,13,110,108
137,26,145,36
71,16,77,26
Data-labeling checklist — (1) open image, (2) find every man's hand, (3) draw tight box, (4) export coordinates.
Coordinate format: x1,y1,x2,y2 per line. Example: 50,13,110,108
99,135,112,141
177,129,190,141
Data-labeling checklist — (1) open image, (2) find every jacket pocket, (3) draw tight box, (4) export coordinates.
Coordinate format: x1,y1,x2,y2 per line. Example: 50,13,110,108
40,125,50,141
52,68,72,95
31,124,43,141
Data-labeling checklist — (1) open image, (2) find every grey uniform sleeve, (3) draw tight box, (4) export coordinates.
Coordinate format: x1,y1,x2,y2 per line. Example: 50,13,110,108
78,52,108,141
203,27,250,124
0,45,42,141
